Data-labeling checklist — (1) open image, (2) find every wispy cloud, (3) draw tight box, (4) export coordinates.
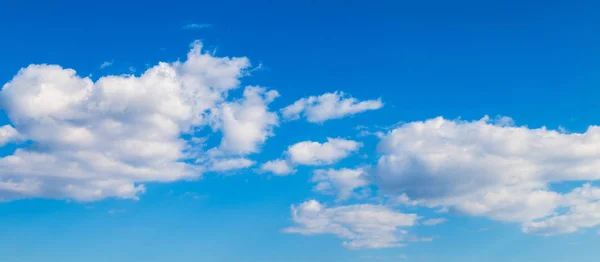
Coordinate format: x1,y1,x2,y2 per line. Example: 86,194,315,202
179,192,209,200
182,23,213,30
422,218,447,226
100,61,113,69
108,209,127,215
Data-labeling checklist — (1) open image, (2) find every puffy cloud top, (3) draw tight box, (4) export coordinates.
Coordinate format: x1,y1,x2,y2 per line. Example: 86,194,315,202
376,116,600,234
0,41,276,201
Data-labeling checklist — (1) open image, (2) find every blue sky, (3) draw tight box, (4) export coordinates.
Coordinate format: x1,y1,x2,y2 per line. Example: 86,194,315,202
1,0,600,261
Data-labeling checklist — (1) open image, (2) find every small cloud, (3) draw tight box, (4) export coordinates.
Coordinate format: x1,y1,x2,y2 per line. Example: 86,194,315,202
100,61,113,69
108,209,126,215
357,129,384,138
182,23,213,30
406,235,434,242
129,66,136,73
180,192,208,200
422,218,447,226
243,63,264,76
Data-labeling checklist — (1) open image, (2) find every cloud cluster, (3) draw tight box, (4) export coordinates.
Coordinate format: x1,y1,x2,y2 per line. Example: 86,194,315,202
5,37,600,250
281,91,382,123
284,200,419,249
375,116,600,234
0,41,276,201
260,138,361,176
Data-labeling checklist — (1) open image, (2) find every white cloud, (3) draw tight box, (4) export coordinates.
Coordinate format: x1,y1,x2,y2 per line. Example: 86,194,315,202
0,125,21,146
213,86,279,155
182,23,213,30
100,61,113,69
312,168,370,200
287,138,361,165
208,157,255,172
375,115,600,234
259,159,295,176
284,200,419,249
0,40,261,201
281,91,382,123
259,138,362,176
523,183,600,235
422,218,447,226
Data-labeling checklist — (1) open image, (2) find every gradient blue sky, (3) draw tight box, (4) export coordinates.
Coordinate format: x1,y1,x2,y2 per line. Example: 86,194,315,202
1,0,600,261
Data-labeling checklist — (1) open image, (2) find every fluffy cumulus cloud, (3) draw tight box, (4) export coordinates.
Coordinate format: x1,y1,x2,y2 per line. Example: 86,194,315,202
213,86,279,155
260,138,361,176
281,91,382,123
287,138,361,165
259,159,296,176
523,183,600,235
375,116,600,235
312,168,370,200
0,40,276,201
284,200,419,249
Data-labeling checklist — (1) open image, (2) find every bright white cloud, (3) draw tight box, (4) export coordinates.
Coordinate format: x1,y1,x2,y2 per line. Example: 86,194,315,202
287,138,361,165
312,168,370,200
284,200,419,249
213,86,279,155
208,157,255,172
0,40,269,201
281,91,382,123
259,159,295,176
376,115,600,234
421,218,447,226
259,138,361,176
